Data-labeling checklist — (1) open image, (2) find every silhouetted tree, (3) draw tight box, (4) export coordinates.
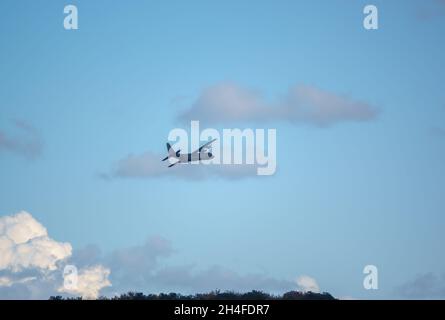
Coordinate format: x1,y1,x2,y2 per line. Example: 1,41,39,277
51,290,336,300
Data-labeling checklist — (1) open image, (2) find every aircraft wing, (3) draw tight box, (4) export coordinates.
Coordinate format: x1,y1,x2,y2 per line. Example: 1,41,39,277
197,139,217,152
168,161,179,168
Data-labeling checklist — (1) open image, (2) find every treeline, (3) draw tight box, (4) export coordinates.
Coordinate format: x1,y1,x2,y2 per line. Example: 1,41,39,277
49,290,335,300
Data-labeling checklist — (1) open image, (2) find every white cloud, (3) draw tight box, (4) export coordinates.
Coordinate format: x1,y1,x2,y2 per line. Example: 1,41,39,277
178,83,378,127
58,265,111,299
296,275,320,293
0,211,72,271
0,211,111,299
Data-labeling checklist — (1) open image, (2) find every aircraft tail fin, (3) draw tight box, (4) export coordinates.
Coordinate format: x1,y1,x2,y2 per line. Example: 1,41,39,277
162,143,181,162
166,142,180,160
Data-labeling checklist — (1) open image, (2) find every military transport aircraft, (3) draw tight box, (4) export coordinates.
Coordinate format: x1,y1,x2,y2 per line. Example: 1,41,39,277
162,139,217,167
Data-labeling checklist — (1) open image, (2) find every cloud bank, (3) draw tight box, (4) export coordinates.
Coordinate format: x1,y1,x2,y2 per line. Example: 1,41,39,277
73,237,307,296
0,211,111,299
1,211,325,298
178,83,378,127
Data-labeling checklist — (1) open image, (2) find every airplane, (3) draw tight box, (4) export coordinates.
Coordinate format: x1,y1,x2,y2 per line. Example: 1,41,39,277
162,138,217,167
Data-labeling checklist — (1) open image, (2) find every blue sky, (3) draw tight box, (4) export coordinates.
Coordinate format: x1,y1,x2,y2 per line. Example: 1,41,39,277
0,0,444,299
